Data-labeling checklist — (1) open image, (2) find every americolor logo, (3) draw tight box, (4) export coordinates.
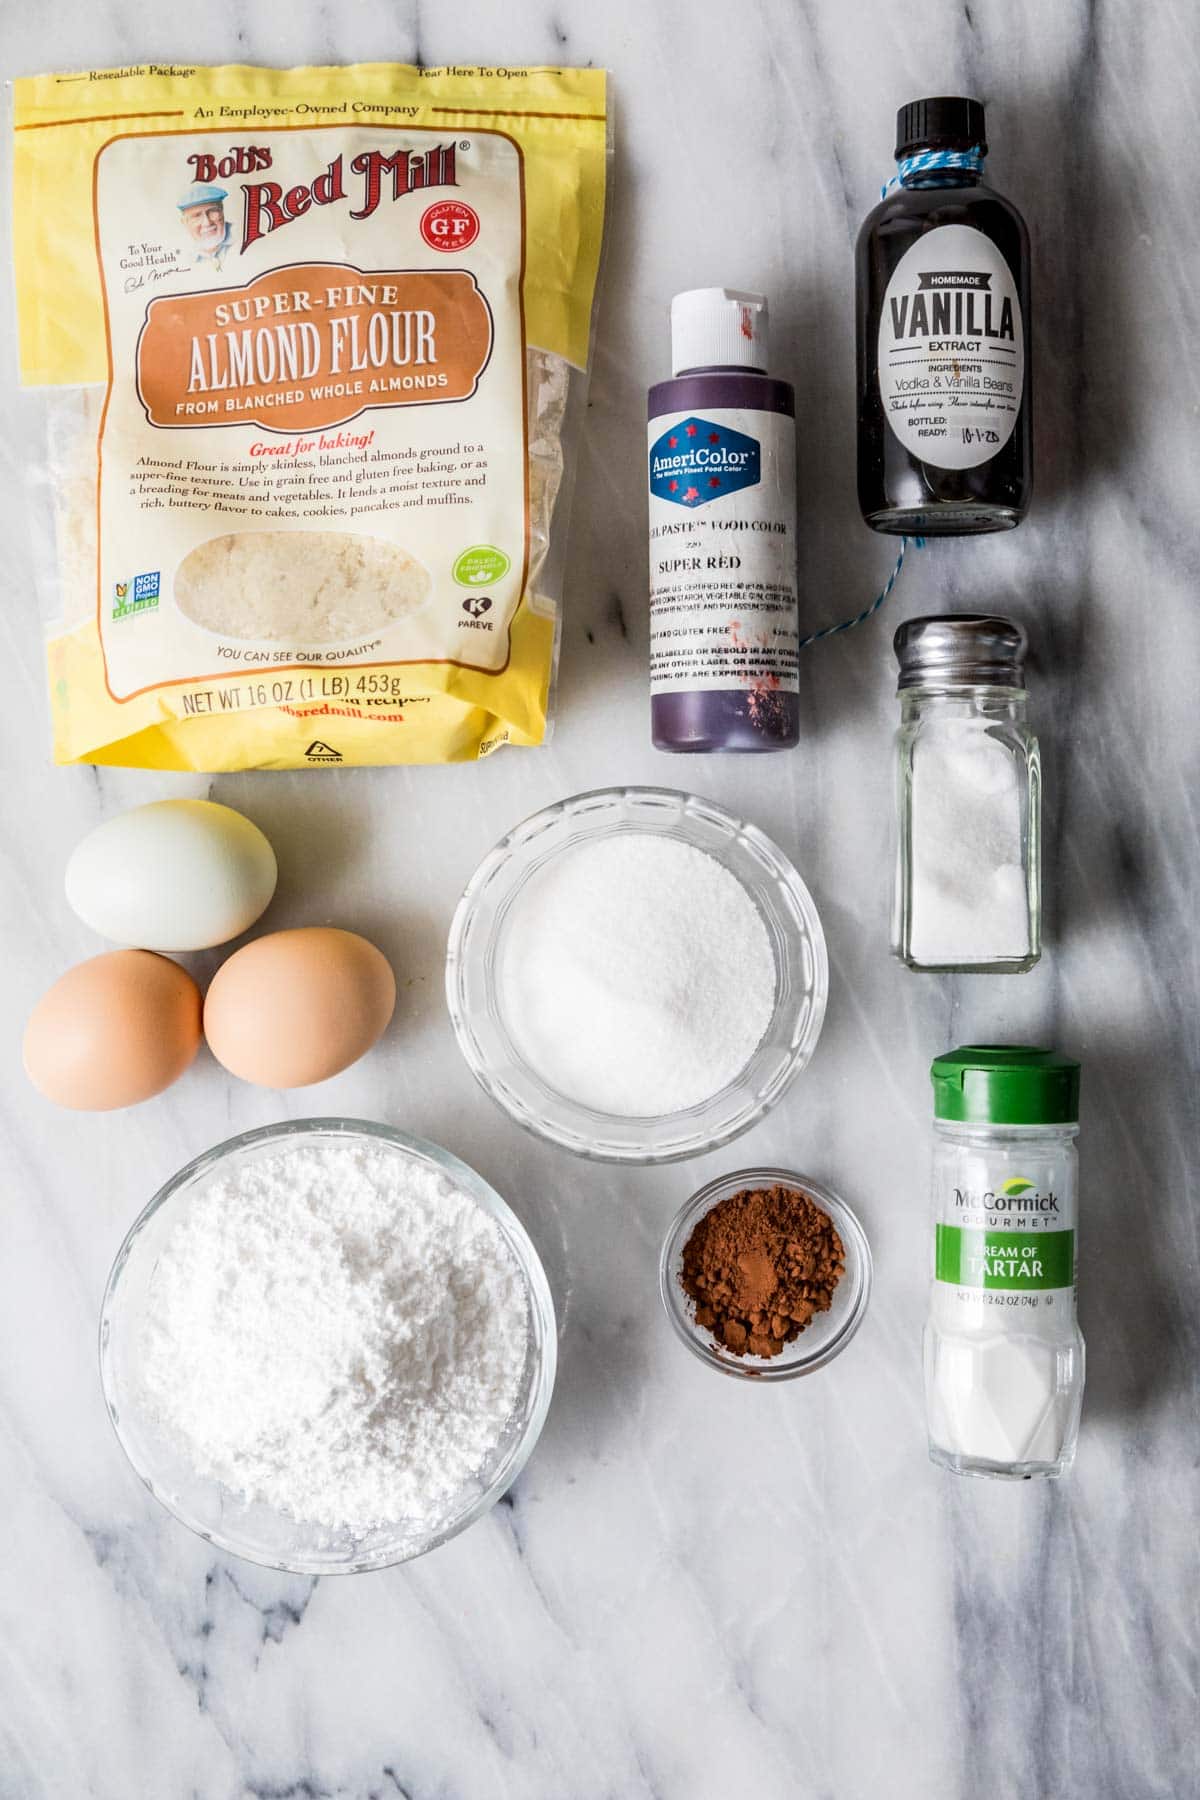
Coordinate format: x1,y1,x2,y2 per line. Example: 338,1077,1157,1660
183,143,460,254
649,416,761,508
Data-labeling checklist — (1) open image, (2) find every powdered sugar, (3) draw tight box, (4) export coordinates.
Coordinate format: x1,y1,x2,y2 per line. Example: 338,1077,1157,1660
499,832,777,1116
137,1137,530,1537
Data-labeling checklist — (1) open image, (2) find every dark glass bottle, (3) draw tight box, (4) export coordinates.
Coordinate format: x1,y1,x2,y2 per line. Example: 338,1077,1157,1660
857,97,1032,536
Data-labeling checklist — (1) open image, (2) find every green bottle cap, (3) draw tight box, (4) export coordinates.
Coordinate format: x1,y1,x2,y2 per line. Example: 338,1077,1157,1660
931,1045,1081,1125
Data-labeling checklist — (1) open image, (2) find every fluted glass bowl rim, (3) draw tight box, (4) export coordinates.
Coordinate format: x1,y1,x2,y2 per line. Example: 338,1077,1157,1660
445,786,829,1164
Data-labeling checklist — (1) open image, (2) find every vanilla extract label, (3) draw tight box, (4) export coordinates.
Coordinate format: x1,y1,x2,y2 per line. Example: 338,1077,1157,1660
877,223,1024,471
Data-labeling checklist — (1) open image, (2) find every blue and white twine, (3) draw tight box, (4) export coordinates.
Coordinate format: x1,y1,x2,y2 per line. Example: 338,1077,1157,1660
797,534,926,651
881,144,985,199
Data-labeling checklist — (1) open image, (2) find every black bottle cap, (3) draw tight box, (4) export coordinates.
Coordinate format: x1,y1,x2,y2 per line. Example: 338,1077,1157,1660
895,96,987,159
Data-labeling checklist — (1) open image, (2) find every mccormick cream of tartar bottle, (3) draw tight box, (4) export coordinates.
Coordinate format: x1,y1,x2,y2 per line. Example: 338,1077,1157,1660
925,1045,1084,1479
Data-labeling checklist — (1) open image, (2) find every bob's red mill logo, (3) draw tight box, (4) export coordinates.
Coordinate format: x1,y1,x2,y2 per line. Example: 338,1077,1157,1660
185,143,460,252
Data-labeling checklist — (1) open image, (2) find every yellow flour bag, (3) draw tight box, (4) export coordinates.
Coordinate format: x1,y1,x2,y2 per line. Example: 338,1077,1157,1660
12,63,609,768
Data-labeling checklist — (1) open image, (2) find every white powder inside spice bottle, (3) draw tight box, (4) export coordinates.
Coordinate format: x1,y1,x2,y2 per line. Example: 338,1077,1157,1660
499,832,776,1116
926,1324,1077,1467
908,722,1031,965
137,1138,530,1538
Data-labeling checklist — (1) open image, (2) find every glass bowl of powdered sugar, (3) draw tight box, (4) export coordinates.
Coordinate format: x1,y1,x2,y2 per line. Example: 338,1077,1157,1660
99,1119,556,1573
446,786,828,1162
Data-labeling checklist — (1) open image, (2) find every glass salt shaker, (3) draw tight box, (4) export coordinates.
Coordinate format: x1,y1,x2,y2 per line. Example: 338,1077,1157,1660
892,615,1040,972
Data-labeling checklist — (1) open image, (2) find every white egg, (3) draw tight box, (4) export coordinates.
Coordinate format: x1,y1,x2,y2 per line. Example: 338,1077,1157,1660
65,799,278,952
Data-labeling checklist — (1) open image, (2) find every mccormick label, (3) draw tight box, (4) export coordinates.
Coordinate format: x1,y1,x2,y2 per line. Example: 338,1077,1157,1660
877,223,1024,471
933,1169,1075,1305
646,408,797,698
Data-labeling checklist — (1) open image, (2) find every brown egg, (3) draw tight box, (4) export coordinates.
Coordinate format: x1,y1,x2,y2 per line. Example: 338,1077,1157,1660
203,927,396,1088
24,950,203,1111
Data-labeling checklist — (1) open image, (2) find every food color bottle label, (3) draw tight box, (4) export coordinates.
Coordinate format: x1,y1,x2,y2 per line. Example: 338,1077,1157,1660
647,408,798,696
877,223,1024,471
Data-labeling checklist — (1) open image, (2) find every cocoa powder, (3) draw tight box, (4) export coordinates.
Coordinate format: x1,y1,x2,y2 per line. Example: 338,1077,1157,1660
679,1183,845,1358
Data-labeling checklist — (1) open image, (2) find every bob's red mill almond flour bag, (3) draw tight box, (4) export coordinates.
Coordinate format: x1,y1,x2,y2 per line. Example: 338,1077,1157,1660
12,64,609,769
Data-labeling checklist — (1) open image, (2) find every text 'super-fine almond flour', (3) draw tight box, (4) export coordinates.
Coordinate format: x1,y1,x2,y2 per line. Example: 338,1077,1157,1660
12,64,609,769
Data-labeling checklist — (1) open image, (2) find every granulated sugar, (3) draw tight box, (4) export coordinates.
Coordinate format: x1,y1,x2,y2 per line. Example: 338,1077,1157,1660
137,1137,529,1537
499,832,776,1115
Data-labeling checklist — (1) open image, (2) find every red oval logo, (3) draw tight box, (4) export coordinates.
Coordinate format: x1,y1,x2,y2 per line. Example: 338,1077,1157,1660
420,200,480,253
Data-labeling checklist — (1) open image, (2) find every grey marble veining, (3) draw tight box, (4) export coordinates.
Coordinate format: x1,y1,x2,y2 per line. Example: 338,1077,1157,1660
0,3,1197,1797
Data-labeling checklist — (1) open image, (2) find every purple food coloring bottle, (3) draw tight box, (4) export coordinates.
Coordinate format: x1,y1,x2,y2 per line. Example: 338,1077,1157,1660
647,288,799,752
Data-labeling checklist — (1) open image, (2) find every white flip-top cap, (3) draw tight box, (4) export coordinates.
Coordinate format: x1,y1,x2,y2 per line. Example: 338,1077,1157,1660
670,287,769,375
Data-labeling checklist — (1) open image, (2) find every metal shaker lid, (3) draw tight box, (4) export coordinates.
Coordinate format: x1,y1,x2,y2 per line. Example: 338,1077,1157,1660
893,614,1028,690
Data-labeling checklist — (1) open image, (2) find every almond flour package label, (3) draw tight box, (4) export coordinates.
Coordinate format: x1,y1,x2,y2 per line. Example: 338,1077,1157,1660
12,64,609,768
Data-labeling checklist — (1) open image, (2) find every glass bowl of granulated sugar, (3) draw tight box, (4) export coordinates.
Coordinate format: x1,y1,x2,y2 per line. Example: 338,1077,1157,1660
99,1119,556,1573
446,786,829,1162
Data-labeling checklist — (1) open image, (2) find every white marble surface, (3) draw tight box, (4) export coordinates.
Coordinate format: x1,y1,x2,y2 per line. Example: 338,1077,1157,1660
2,4,1197,1797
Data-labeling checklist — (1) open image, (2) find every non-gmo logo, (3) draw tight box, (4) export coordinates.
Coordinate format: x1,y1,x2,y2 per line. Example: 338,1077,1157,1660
304,740,342,763
649,416,761,508
112,570,161,620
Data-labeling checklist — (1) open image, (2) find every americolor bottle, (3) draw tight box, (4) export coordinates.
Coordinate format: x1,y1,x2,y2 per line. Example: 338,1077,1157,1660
857,97,1032,534
647,289,799,752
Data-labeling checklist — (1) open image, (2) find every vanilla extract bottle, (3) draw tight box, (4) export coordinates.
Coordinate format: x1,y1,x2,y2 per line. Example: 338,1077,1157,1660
857,97,1032,534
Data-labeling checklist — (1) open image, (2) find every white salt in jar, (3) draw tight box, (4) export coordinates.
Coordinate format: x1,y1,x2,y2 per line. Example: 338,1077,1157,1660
892,615,1041,972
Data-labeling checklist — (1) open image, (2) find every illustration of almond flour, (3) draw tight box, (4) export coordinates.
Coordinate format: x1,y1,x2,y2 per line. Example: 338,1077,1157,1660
174,530,432,644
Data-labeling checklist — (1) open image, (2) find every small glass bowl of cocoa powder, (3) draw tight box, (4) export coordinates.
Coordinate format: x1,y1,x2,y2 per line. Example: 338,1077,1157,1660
659,1168,872,1379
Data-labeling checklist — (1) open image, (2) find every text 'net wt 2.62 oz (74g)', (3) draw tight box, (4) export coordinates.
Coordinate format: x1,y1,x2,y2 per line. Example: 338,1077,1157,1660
12,63,610,769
